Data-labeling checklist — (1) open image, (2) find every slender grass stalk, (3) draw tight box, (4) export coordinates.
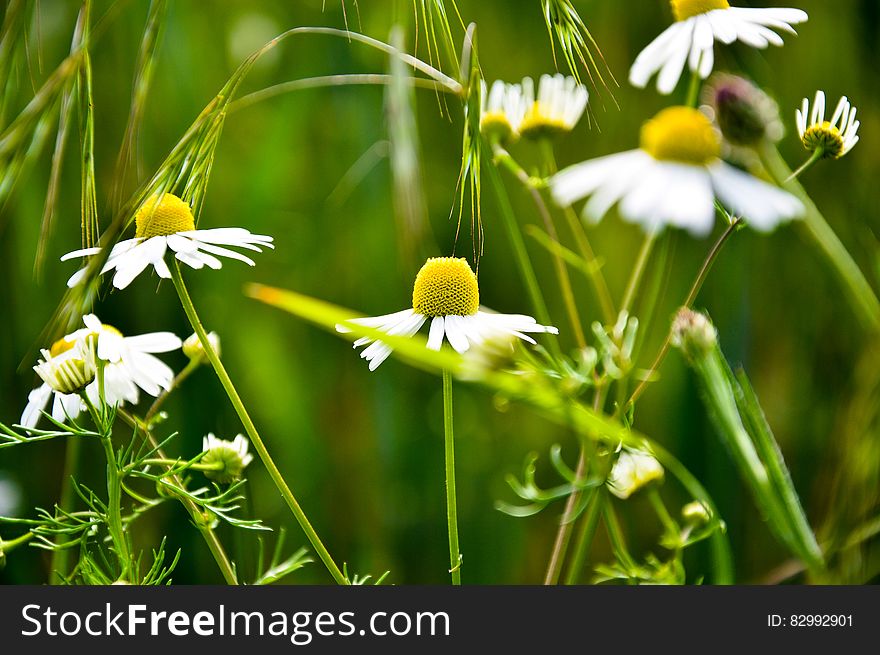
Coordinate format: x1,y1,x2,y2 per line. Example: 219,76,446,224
442,369,462,585
563,487,604,584
168,261,348,585
760,143,880,332
50,436,81,583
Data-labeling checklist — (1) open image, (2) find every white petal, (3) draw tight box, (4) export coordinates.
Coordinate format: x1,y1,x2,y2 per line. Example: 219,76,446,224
709,162,803,231
427,316,446,351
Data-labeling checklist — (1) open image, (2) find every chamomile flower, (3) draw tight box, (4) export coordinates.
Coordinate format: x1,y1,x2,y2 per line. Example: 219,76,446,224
519,74,589,139
796,91,860,159
550,106,803,236
201,433,253,483
62,193,274,290
480,79,526,143
336,257,559,371
607,448,664,499
629,1,808,95
20,314,181,429
21,336,96,428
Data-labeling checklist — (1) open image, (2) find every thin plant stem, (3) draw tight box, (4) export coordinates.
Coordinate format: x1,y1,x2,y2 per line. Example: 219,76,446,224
442,369,461,585
140,458,225,472
620,233,656,315
785,147,824,183
541,142,616,324
144,359,199,425
50,434,80,583
760,143,880,332
647,487,680,539
168,260,348,585
563,487,605,584
492,142,585,348
603,500,637,573
627,218,743,408
685,69,701,108
543,385,605,585
100,435,131,580
484,148,555,339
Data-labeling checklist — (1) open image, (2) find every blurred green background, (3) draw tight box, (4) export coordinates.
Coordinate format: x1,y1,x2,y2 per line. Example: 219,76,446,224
2,0,879,584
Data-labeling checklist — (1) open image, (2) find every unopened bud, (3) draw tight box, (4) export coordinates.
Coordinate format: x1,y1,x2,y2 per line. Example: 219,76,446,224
703,73,783,147
607,449,664,499
682,500,712,526
201,433,252,483
671,308,717,360
183,331,220,364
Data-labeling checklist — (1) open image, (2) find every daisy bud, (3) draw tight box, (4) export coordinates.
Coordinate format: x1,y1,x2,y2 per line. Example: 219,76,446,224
33,339,96,395
682,500,712,526
704,73,783,147
201,433,253,483
670,308,717,361
183,331,221,365
607,449,664,499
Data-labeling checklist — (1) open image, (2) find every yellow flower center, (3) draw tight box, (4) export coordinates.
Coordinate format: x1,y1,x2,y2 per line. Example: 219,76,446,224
640,107,721,165
412,257,479,317
135,193,195,239
49,337,75,358
670,0,729,21
802,122,846,159
480,111,514,142
519,102,569,139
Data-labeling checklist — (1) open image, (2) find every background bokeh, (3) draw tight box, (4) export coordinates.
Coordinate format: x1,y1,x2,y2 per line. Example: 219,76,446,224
2,0,879,584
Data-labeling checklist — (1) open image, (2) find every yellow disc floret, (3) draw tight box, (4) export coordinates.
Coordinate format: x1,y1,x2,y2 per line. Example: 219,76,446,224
519,103,568,140
135,193,195,239
49,337,76,358
640,107,721,165
802,122,846,159
412,257,479,317
670,0,729,21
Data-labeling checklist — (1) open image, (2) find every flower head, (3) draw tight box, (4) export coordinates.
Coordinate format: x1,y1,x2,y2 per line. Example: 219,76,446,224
550,105,803,236
480,79,526,143
21,315,181,428
682,500,712,525
607,449,665,499
201,433,253,483
519,74,588,139
629,3,808,95
183,331,221,365
336,257,558,370
62,193,274,290
704,73,783,147
797,91,860,160
33,338,96,396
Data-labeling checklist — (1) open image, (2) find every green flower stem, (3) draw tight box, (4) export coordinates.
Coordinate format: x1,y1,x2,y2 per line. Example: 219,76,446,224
563,487,605,585
620,233,656,315
627,218,743,409
144,359,200,425
760,143,880,332
169,261,348,585
484,148,556,345
442,369,462,585
785,147,824,183
647,487,680,544
685,69,702,108
100,434,131,580
493,142,585,348
603,501,637,574
0,531,34,553
544,386,605,585
540,142,617,325
50,435,81,583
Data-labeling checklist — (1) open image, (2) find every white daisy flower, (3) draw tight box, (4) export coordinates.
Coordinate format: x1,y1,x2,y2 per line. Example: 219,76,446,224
796,91,860,160
480,79,526,143
20,314,181,429
629,1,808,95
550,106,803,236
607,448,664,500
518,74,589,139
62,193,274,290
201,433,253,483
336,257,559,371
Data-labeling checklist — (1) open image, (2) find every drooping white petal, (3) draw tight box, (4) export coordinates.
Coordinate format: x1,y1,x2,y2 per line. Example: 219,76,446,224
20,384,52,429
709,162,803,231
